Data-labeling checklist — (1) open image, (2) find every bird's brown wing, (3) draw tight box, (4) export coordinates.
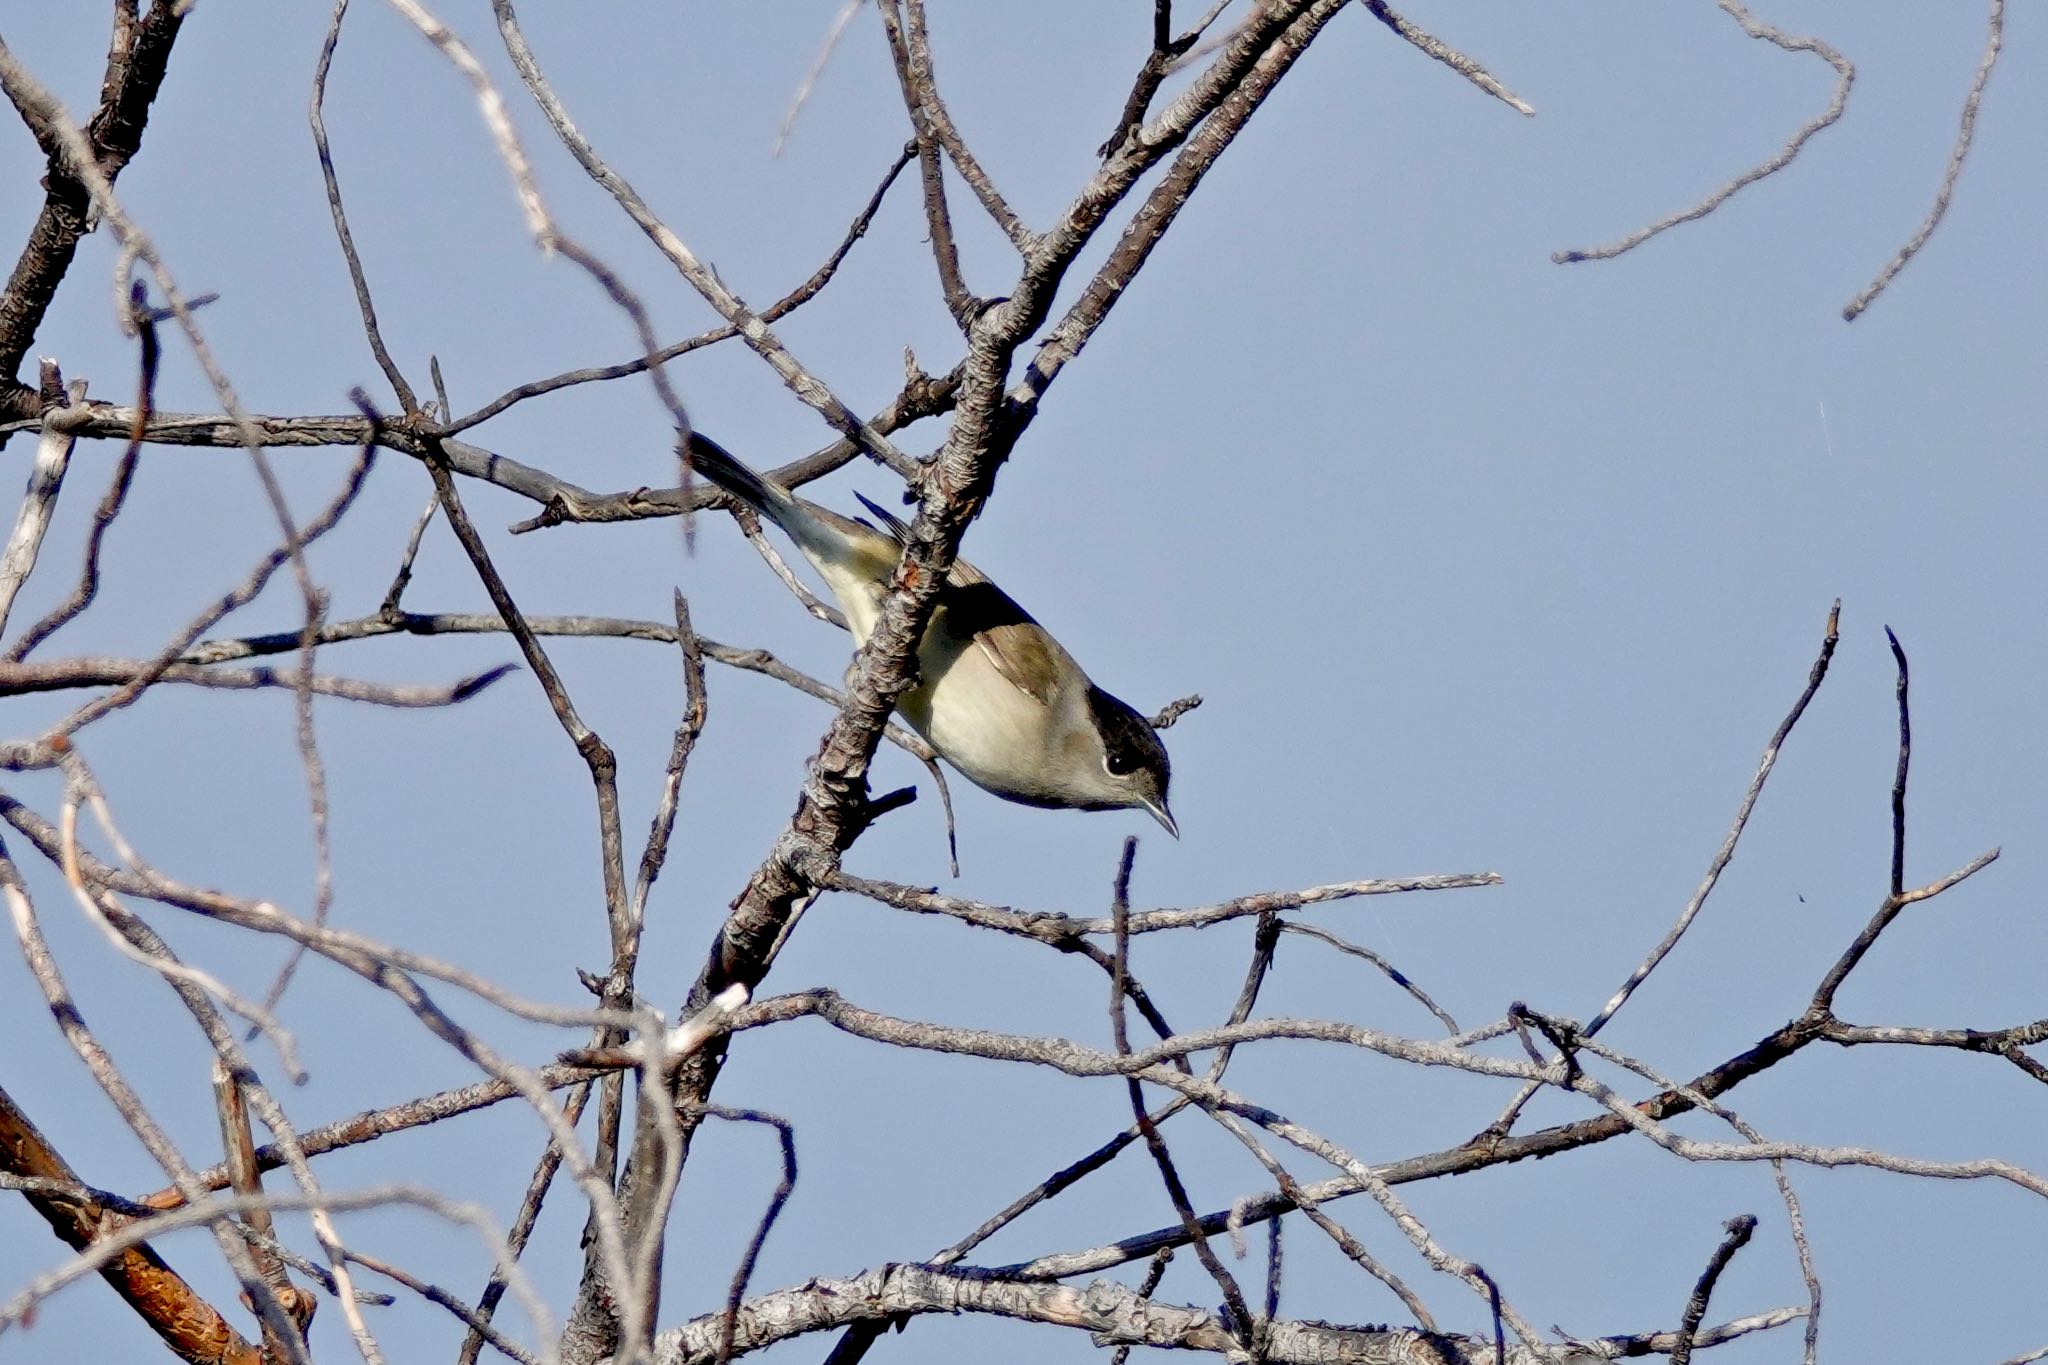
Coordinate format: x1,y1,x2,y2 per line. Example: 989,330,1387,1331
853,491,1065,706
942,574,1064,707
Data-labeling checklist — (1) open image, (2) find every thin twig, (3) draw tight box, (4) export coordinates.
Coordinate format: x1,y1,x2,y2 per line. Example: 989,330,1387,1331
1,844,319,1362
706,1106,797,1365
345,1248,538,1365
489,0,910,470
58,782,305,1079
774,0,864,156
1806,624,2002,1013
1109,838,1255,1344
1205,1102,1439,1329
1886,625,1910,899
900,0,1032,249
1812,868,1999,1007
1563,1029,1823,1365
878,0,979,327
357,388,645,1347
734,504,845,628
378,492,440,616
1277,920,1459,1033
1843,0,2005,321
0,657,512,704
1099,1,1195,157
1482,601,1840,1138
0,1079,263,1365
1107,1247,1174,1365
1590,599,1840,1034
1361,1,1534,116
1,1183,560,1358
52,444,377,735
165,607,943,767
313,0,419,413
830,867,1500,939
8,283,156,659
1670,1216,1757,1365
1554,1,1850,263
447,142,919,437
632,593,709,919
455,1082,595,1365
0,367,90,635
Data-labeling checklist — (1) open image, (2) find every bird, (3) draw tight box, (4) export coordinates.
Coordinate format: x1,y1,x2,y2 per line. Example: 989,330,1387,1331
684,431,1177,836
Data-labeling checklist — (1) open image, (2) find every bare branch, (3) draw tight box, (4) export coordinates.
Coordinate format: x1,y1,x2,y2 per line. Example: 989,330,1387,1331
1485,600,1840,1138
0,368,91,634
488,0,911,472
1554,2,1851,264
1562,1030,1823,1365
829,868,1501,939
1592,599,1840,1032
1278,920,1459,1033
1887,624,1911,898
1015,0,1354,411
1108,1247,1174,1365
1669,1215,1757,1365
7,282,158,660
455,1081,596,1365
1843,0,2005,320
632,593,710,919
1809,846,1998,1013
732,504,846,628
650,1261,1796,1364
1149,692,1204,729
0,376,955,528
0,1,187,404
377,491,440,615
1109,839,1255,1344
1,1183,560,1358
703,1107,796,1365
344,1246,540,1365
1361,1,1535,116
877,0,976,327
774,0,865,156
1,843,319,1361
449,141,919,437
314,0,419,412
1098,2,1196,157
53,443,377,735
0,1081,263,1365
0,656,515,705
895,0,1034,251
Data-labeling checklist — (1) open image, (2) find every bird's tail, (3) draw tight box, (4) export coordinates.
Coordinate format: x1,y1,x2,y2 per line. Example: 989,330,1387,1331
682,428,894,586
682,430,788,518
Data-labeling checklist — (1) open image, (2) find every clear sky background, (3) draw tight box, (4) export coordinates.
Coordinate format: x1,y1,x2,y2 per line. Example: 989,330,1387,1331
2,3,2043,1362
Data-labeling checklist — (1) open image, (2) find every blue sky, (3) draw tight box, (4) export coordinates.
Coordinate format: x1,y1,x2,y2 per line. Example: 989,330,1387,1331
2,4,2043,1362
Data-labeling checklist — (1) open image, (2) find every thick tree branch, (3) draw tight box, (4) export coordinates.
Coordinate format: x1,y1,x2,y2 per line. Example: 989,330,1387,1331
645,1260,1797,1365
0,1081,261,1365
0,1,186,414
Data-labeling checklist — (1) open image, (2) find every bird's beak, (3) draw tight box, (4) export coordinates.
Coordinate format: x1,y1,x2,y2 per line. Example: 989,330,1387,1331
1141,796,1179,840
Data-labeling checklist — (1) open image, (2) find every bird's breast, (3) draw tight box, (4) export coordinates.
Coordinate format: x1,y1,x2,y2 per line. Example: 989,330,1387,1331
897,634,1074,804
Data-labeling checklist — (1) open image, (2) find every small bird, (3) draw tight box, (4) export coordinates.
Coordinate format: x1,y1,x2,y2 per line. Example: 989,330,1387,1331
686,432,1177,836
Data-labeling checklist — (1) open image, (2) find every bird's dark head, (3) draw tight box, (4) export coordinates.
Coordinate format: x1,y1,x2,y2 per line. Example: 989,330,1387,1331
1087,685,1176,837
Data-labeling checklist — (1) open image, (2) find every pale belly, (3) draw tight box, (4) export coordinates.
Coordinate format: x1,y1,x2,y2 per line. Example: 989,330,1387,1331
825,560,1061,802
896,637,1057,800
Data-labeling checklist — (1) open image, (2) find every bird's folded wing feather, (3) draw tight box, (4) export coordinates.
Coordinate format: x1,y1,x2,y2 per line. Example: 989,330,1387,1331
855,491,1063,707
941,579,1063,706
